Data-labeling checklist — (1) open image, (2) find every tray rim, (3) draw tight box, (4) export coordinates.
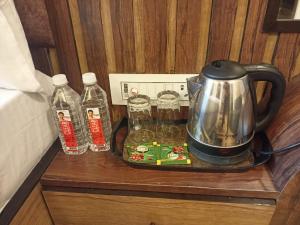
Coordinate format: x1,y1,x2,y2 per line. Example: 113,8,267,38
111,118,273,173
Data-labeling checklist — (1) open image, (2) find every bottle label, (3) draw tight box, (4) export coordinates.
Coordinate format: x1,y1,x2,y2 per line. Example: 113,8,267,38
86,108,105,145
56,110,78,148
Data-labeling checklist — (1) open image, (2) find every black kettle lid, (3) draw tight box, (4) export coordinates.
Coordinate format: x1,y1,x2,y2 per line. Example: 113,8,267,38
202,60,247,80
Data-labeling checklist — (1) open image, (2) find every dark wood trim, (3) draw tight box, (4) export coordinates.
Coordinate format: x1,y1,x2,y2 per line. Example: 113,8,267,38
30,47,53,76
41,148,279,200
206,0,238,62
263,0,300,32
269,172,300,225
14,0,55,48
0,139,60,225
45,0,83,93
42,186,275,205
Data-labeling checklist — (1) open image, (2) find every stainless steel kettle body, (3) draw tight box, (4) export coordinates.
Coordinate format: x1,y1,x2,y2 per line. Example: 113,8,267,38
187,60,286,163
187,76,255,148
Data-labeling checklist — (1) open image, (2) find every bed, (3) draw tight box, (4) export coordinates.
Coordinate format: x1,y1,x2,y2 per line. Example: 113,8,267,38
0,0,59,223
0,71,58,212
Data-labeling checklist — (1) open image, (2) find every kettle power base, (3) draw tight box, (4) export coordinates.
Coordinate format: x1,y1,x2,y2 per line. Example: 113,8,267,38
188,145,253,166
111,118,272,172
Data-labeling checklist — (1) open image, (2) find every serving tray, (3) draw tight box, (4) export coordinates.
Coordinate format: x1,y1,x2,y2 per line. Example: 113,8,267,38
111,118,273,172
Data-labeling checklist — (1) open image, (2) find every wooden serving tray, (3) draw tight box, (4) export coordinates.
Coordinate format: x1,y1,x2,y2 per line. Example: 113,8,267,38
111,118,272,172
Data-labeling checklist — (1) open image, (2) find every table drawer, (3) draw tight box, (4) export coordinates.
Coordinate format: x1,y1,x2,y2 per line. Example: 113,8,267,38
43,191,275,225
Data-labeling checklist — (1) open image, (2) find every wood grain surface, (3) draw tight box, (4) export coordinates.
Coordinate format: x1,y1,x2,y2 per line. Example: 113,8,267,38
68,0,89,73
175,0,208,73
273,34,300,81
45,0,82,92
10,184,53,225
132,0,145,73
110,0,136,72
291,51,300,79
269,173,300,225
195,0,212,72
100,0,117,73
77,0,111,104
165,0,177,73
44,191,275,225
229,0,248,61
49,48,61,75
14,0,54,47
240,0,270,64
255,34,278,101
206,0,238,62
41,149,277,199
267,75,300,191
143,0,168,73
30,48,53,75
44,0,300,123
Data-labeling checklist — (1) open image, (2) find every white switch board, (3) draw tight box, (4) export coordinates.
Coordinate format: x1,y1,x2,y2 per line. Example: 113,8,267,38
109,73,198,106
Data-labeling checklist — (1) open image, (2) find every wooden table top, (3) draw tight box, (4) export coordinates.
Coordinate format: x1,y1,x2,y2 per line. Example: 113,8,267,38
41,149,279,199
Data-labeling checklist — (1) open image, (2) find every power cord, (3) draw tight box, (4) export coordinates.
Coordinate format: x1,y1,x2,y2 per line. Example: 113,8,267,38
261,141,300,155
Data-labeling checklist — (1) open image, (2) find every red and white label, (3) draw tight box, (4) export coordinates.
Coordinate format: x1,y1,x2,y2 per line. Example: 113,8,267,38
56,110,78,148
86,108,105,145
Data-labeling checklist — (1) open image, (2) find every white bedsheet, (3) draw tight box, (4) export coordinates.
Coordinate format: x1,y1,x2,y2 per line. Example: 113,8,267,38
0,71,58,211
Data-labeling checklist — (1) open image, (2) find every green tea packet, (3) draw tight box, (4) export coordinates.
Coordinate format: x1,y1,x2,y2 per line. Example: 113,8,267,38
157,143,191,165
126,143,158,164
126,142,191,165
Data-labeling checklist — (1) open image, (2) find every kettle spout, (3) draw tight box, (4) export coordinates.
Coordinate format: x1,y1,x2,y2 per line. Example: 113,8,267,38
187,76,202,101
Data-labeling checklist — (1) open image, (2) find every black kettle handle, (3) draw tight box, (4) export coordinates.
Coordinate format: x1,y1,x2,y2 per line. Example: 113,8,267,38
244,64,286,132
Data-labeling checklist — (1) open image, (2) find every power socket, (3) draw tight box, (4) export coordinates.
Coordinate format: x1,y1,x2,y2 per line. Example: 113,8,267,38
109,73,198,106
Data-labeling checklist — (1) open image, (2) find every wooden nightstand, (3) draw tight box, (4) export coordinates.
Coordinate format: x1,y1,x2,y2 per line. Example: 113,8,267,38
41,77,300,225
42,150,276,225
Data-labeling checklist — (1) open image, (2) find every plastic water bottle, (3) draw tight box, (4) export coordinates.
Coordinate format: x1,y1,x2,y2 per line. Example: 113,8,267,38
51,74,88,155
81,72,112,151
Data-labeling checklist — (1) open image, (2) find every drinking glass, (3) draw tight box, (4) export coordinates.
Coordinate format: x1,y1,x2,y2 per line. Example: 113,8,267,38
156,90,181,142
127,94,154,143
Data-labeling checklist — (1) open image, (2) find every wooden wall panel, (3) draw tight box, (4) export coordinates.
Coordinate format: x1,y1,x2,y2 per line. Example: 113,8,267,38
110,0,136,72
269,173,300,225
239,0,280,101
15,0,54,47
68,0,89,73
291,52,300,79
132,0,145,73
100,0,117,73
47,0,300,122
77,0,109,95
44,191,275,225
45,0,82,93
107,0,136,120
255,34,278,101
49,48,61,75
143,0,168,73
229,0,248,61
273,34,300,80
206,0,238,62
10,184,53,225
175,0,211,73
240,0,274,64
30,48,53,75
266,75,300,190
165,0,177,73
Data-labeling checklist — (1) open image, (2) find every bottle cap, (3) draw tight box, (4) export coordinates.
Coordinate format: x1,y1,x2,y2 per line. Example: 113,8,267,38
52,74,68,86
82,72,97,85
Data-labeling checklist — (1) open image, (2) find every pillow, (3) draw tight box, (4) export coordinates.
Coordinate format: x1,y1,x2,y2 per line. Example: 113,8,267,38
0,0,41,92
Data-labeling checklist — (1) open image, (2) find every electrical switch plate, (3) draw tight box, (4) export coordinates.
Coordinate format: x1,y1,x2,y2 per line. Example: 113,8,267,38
109,73,198,106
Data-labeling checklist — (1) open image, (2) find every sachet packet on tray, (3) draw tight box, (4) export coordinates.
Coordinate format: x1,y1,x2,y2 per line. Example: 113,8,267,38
126,142,191,165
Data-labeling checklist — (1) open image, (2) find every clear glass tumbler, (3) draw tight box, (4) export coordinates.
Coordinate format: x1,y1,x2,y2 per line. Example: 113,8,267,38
127,94,154,143
156,90,181,143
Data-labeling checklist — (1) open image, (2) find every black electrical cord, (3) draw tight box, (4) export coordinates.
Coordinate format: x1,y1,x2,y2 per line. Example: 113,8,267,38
261,141,300,155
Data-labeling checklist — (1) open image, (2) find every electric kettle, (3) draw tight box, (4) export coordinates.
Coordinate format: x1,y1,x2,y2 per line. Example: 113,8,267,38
187,60,286,164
